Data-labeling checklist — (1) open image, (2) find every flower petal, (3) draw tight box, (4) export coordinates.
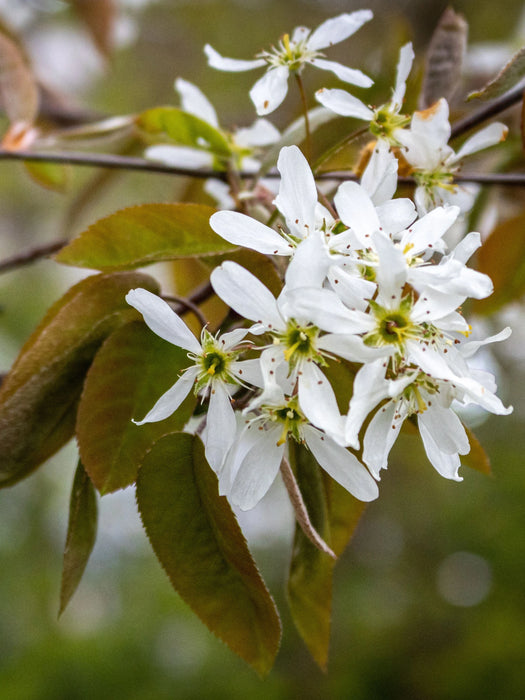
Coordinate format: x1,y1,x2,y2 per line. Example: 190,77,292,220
418,414,463,480
363,400,405,477
345,359,390,448
133,367,198,425
211,261,285,331
315,88,373,120
126,288,201,353
274,145,317,236
250,65,289,115
145,145,214,169
307,10,373,50
175,77,219,127
303,425,379,501
391,42,415,111
334,181,380,243
209,210,292,255
204,44,265,72
234,118,280,147
310,58,373,87
454,122,508,161
205,380,237,473
298,363,345,442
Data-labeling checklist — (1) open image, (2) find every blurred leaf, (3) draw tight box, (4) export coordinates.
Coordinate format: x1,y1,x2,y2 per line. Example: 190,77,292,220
77,321,197,494
68,0,116,58
468,45,525,101
136,107,231,157
463,426,492,475
24,161,71,192
473,212,525,314
136,432,281,675
287,441,334,670
203,248,283,298
322,473,367,557
55,203,236,271
0,271,159,487
323,358,358,414
0,29,38,124
420,7,468,108
59,461,98,615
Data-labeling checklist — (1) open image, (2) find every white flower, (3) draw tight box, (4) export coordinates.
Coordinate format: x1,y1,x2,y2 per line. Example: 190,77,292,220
316,42,414,145
145,77,280,171
125,288,261,472
218,354,379,510
395,98,508,214
204,11,374,115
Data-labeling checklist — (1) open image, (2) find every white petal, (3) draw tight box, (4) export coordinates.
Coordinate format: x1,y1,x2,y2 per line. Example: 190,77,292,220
234,118,280,147
327,265,375,311
315,88,373,120
205,381,237,473
210,261,285,331
391,42,415,111
334,181,380,242
274,145,317,236
361,140,398,203
303,425,379,501
418,404,469,456
397,98,451,169
250,66,290,115
133,367,197,425
400,205,459,254
418,415,463,481
362,400,405,478
126,288,201,353
174,77,219,127
376,199,416,234
284,233,328,291
373,232,407,304
307,10,373,50
230,358,264,388
460,327,512,359
298,364,345,442
285,287,371,335
454,122,508,161
291,26,310,43
145,145,214,169
451,231,481,264
345,360,390,448
412,287,465,323
310,58,373,87
204,44,265,72
204,179,235,210
318,333,388,363
209,210,292,255
229,425,284,510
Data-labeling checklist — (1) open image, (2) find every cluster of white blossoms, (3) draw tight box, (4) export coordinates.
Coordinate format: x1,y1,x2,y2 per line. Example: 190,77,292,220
130,11,512,511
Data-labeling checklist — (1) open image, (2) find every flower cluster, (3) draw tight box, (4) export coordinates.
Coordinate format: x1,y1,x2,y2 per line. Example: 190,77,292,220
131,11,512,513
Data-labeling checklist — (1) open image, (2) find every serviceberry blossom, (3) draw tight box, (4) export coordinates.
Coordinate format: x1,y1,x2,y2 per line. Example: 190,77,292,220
125,288,262,472
395,97,508,214
316,42,414,145
205,11,374,115
145,77,280,172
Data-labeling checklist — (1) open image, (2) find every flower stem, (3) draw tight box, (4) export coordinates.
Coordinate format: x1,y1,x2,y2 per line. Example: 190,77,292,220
295,73,312,163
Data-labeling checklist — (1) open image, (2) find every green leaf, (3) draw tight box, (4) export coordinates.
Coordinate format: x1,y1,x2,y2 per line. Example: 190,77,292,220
24,160,71,192
59,460,98,615
136,432,281,675
55,203,236,271
202,248,283,298
0,271,159,487
77,321,197,494
462,426,492,476
322,472,367,557
468,46,525,101
286,441,334,670
473,212,525,314
136,107,231,157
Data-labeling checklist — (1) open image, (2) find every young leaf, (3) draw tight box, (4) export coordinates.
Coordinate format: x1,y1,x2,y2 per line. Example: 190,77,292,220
59,460,98,616
473,211,525,314
468,46,525,101
55,203,236,271
462,426,492,475
67,0,116,58
136,432,281,675
136,107,231,158
0,271,159,487
24,161,71,192
76,321,197,494
322,473,367,557
286,441,335,670
0,28,38,125
420,7,468,108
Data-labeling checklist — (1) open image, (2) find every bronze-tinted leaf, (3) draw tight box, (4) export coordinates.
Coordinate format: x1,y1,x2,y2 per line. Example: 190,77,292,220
463,426,492,475
420,7,468,108
136,433,281,675
0,271,159,487
468,46,525,101
77,321,197,494
68,0,116,57
24,161,71,192
59,461,98,615
55,203,235,271
473,212,525,314
0,29,38,124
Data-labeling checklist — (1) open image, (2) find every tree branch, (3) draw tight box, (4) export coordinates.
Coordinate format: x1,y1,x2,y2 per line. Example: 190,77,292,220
0,239,68,274
451,84,525,139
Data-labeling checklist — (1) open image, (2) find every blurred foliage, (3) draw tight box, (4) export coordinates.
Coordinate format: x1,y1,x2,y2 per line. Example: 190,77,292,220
1,0,525,697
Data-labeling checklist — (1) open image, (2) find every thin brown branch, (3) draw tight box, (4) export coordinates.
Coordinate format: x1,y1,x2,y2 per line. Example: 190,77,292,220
0,239,68,274
451,84,525,139
280,457,336,560
162,294,208,328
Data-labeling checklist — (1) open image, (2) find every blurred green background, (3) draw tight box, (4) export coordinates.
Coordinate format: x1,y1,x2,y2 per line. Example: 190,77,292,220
1,0,525,698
